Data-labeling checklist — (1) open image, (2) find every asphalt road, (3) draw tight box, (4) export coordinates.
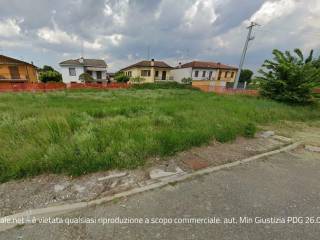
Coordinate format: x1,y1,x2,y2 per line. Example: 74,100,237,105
1,148,320,240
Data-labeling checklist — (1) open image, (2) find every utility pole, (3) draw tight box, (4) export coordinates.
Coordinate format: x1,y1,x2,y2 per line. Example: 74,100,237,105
233,22,259,89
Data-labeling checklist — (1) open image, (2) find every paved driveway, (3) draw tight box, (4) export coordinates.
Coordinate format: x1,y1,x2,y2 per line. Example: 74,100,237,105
1,148,320,240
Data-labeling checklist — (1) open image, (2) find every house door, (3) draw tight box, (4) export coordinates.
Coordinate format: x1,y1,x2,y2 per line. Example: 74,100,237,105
162,71,166,80
96,71,102,80
9,66,20,79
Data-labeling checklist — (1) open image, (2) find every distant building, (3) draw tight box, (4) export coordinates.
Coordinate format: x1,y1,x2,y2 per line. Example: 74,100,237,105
121,59,173,83
59,57,107,83
0,55,38,83
171,61,238,87
107,72,115,82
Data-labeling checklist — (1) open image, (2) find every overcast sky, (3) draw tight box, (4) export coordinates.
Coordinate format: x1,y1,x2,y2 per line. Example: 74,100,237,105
0,0,319,72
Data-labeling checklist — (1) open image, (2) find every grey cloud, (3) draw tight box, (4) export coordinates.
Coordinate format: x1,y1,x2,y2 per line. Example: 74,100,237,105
0,0,319,72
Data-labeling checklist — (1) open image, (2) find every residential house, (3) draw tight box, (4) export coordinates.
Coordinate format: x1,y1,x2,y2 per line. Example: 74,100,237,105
0,55,38,83
59,57,107,83
121,59,173,83
171,61,238,87
107,72,115,82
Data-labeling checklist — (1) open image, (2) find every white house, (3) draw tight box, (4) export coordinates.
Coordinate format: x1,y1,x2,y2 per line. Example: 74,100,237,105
59,57,107,83
170,61,238,87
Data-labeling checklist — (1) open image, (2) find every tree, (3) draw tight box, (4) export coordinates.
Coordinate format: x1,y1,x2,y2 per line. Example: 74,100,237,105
181,77,192,85
114,72,130,83
42,65,55,72
39,65,62,83
239,69,253,83
79,73,94,83
257,48,320,104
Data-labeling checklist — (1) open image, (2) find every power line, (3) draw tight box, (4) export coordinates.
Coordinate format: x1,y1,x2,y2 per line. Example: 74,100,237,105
234,22,260,89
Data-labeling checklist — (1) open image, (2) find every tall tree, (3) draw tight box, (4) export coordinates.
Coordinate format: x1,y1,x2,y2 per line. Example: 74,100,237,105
257,49,320,104
239,69,253,83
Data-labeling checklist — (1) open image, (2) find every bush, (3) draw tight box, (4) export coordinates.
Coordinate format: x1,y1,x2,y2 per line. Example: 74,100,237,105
115,72,130,83
79,73,94,83
239,69,253,84
39,70,62,83
131,76,145,84
257,49,320,104
181,77,192,85
243,123,256,138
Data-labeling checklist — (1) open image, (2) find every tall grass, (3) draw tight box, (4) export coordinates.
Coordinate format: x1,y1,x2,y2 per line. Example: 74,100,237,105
0,89,319,182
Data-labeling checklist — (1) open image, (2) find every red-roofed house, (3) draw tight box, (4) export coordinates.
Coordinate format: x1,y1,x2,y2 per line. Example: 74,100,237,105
171,61,238,87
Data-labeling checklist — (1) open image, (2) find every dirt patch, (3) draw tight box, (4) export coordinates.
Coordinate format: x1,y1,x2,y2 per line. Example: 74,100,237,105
0,133,288,217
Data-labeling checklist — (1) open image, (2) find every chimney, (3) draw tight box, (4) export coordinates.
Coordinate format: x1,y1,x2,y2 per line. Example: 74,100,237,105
79,57,84,63
217,62,221,68
178,62,182,68
151,59,155,67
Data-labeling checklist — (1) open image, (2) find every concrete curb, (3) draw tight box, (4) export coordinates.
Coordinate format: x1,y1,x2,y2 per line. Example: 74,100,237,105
0,141,301,233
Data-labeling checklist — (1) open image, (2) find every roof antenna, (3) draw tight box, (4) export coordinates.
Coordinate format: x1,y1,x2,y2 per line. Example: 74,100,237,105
147,45,150,60
81,40,84,59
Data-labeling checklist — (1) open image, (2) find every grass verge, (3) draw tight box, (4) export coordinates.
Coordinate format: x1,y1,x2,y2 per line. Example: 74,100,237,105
0,88,319,182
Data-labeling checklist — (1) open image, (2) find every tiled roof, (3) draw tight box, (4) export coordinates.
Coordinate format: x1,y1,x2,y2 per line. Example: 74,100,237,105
121,60,172,71
59,58,107,68
178,61,237,70
0,54,37,68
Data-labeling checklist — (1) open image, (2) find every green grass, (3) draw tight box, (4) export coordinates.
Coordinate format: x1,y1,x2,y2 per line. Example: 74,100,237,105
0,88,319,182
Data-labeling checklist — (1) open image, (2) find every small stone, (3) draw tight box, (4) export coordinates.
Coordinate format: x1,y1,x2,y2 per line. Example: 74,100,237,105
98,172,127,181
54,184,66,192
149,169,177,179
110,180,118,188
260,131,275,138
305,145,320,152
273,135,292,143
74,184,86,193
183,159,209,170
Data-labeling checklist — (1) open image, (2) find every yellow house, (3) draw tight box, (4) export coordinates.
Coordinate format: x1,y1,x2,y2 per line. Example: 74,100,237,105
121,59,173,83
0,55,38,83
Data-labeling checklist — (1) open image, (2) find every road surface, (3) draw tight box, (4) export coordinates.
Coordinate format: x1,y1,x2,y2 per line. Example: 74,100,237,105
1,147,320,240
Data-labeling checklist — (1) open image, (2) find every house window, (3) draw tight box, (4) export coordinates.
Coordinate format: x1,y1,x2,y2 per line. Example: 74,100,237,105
97,71,102,79
69,68,76,76
194,70,199,77
225,71,229,78
9,66,20,79
231,72,235,78
128,71,132,77
155,71,159,77
141,70,151,77
209,71,213,79
202,71,206,77
218,71,222,80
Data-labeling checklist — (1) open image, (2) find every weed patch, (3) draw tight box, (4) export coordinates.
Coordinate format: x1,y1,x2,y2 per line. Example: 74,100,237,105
0,89,319,182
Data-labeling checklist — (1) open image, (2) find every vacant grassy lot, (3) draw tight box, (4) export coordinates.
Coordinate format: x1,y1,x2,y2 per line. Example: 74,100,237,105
0,88,319,182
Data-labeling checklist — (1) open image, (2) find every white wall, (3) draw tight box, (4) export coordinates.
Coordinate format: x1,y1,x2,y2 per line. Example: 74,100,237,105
170,67,192,83
170,68,218,83
191,68,218,81
60,66,84,83
60,66,108,83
